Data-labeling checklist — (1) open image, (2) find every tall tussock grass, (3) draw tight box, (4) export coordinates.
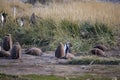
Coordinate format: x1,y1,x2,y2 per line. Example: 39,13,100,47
0,16,116,53
0,0,119,53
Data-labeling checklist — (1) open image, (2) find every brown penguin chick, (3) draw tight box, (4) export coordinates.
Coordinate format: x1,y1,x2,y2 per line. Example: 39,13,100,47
11,42,21,59
0,50,11,57
55,42,65,58
94,44,108,51
24,47,43,56
2,34,12,51
30,13,36,25
90,48,106,56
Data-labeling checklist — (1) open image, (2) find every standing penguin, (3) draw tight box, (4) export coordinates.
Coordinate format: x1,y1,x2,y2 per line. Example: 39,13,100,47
0,13,4,26
2,34,12,51
16,17,24,27
30,13,36,25
64,42,72,58
0,12,7,26
11,42,21,59
55,42,65,58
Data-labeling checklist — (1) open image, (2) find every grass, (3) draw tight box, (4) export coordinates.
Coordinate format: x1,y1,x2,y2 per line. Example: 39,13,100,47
0,73,116,80
0,0,31,18
0,73,27,80
0,0,119,53
23,74,64,80
0,1,119,80
1,0,120,26
33,1,120,26
68,56,120,65
0,18,116,52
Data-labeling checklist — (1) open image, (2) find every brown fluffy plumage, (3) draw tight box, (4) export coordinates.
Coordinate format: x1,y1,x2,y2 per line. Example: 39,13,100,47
25,47,43,56
0,50,11,57
11,42,21,59
94,44,108,51
55,42,65,58
2,34,12,51
90,48,106,56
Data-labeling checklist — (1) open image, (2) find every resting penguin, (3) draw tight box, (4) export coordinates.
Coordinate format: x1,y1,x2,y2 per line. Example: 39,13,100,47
11,42,21,59
0,50,11,57
90,48,106,57
94,44,108,51
55,42,65,58
24,47,43,56
2,34,12,51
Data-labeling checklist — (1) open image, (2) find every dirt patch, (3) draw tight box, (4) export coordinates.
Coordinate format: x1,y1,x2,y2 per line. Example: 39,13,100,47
0,51,120,78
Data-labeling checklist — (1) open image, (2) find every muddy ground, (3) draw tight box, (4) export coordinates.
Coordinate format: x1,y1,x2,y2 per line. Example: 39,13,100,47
0,51,120,78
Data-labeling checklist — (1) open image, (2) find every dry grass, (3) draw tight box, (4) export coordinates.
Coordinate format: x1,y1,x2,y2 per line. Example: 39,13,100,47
31,1,120,26
0,0,31,18
0,0,120,26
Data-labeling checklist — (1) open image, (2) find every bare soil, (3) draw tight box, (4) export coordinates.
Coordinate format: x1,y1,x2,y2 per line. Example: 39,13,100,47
0,51,120,78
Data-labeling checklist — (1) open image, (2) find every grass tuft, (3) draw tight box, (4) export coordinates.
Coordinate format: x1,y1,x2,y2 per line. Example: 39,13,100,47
0,73,116,80
68,56,120,65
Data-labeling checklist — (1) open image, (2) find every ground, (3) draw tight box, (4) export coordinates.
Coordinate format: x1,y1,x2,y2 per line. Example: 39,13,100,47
0,51,120,79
